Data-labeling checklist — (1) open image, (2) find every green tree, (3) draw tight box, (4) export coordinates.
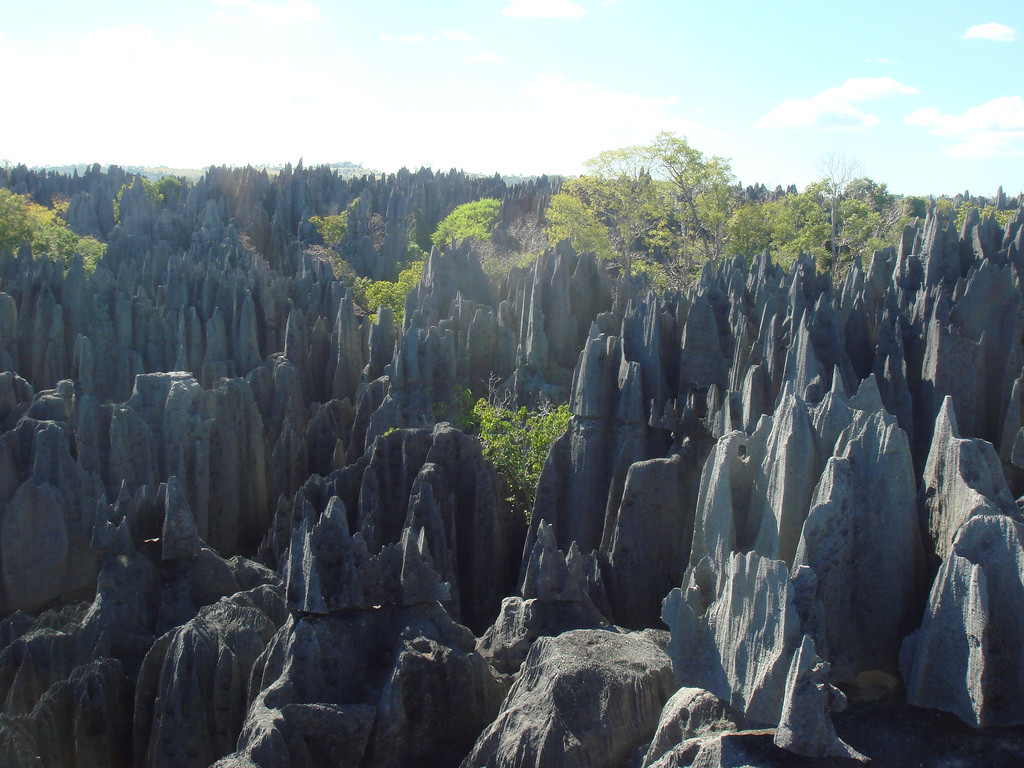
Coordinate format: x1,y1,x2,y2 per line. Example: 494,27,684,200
113,176,164,224
156,175,182,200
0,189,106,273
561,133,735,281
0,188,33,253
432,198,501,250
727,202,773,260
902,195,929,221
543,192,615,260
473,398,571,522
567,147,666,276
764,182,831,269
816,153,860,263
357,259,425,323
647,132,735,266
309,213,348,244
954,203,1017,231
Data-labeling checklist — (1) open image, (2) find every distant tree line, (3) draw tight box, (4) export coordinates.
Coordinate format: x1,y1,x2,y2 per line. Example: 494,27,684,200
541,133,997,285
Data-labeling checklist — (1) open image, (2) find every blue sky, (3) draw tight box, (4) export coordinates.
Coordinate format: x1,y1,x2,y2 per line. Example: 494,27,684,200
1,0,1021,195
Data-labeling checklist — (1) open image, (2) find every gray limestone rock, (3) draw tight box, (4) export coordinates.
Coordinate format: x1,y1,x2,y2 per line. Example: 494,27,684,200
774,635,864,760
284,495,450,613
420,423,520,632
922,396,1016,563
642,687,739,768
476,593,611,677
662,552,801,727
793,410,925,682
918,299,983,458
603,445,710,629
0,371,32,430
686,427,771,574
679,292,727,411
520,520,591,603
780,314,825,404
162,475,204,560
2,481,68,611
357,428,433,552
225,601,476,768
10,657,130,768
747,391,819,567
463,628,678,768
901,512,1024,727
134,592,283,768
476,522,611,675
363,633,507,768
108,403,158,498
202,376,269,555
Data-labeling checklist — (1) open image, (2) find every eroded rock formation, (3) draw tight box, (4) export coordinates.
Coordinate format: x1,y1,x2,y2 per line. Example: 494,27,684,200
1,164,1023,766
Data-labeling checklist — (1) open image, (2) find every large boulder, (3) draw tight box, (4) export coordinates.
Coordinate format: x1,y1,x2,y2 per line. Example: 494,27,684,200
464,628,677,768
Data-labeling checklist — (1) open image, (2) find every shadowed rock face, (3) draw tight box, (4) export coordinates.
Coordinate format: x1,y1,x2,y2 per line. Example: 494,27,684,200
1,165,1024,766
463,628,678,768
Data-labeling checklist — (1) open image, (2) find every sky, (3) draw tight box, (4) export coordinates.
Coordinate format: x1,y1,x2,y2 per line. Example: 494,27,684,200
1,0,1022,196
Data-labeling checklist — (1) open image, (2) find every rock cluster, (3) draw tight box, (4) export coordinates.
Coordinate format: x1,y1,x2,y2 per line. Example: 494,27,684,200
1,163,1023,766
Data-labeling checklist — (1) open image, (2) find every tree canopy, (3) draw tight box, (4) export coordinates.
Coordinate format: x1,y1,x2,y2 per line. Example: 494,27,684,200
431,198,501,250
557,132,734,281
0,189,106,273
543,192,615,261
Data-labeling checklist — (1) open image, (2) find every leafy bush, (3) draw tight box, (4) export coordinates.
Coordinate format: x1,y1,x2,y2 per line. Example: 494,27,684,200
472,398,571,522
544,192,616,260
357,259,425,323
479,250,539,287
113,177,164,224
954,204,1016,231
631,257,670,291
0,189,105,274
309,213,348,244
432,198,500,250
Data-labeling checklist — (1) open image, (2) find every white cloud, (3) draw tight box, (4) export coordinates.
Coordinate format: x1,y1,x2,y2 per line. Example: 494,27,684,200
905,96,1024,158
502,0,587,19
81,23,158,48
962,23,1018,42
212,11,249,24
468,51,502,63
442,29,476,41
0,21,366,169
212,0,320,27
249,1,320,26
756,76,918,131
380,32,425,43
508,73,714,170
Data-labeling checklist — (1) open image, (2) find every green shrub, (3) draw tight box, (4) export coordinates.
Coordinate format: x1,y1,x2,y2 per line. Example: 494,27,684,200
358,259,425,323
0,189,105,274
432,198,501,250
309,213,348,244
113,177,164,224
544,192,616,260
473,398,571,522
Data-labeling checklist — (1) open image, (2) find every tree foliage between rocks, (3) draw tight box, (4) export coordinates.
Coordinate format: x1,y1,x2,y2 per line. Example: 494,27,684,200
552,133,945,283
309,213,348,244
357,259,424,323
0,188,106,273
432,198,501,250
469,397,571,522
